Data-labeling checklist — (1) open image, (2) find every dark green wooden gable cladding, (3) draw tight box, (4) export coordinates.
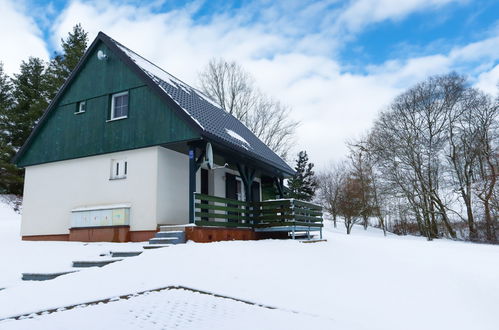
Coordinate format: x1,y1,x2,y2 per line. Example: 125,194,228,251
16,41,199,167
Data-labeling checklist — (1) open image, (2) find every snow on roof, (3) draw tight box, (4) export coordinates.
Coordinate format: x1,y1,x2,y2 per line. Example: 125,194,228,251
115,43,220,110
225,129,251,149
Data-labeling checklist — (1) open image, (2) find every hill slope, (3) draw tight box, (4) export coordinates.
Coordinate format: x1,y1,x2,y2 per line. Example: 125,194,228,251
0,197,498,329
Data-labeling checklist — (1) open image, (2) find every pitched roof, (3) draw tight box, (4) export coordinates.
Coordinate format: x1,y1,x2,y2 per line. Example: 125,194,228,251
14,32,294,175
103,34,293,175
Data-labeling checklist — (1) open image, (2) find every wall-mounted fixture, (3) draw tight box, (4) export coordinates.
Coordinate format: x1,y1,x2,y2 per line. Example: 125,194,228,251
97,50,108,61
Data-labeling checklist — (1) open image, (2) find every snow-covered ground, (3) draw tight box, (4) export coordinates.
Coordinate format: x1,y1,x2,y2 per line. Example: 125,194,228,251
0,196,498,330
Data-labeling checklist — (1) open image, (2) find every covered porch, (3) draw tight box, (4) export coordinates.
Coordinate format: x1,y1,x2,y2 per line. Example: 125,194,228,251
177,139,323,242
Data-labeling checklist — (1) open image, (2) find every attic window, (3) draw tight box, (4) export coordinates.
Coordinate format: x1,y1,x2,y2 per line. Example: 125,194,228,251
110,91,129,120
76,101,86,114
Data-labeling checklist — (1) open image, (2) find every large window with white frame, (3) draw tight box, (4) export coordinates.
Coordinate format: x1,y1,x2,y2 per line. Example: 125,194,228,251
110,159,127,180
110,91,129,120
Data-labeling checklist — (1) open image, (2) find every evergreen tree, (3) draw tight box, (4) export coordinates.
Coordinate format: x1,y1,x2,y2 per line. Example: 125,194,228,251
10,57,48,149
0,25,88,195
44,24,88,100
0,57,47,195
0,62,23,194
288,151,318,201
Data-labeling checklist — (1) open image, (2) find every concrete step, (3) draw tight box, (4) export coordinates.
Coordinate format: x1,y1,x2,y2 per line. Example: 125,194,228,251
159,225,188,232
72,259,122,268
143,244,169,249
155,231,186,238
149,237,185,245
110,251,143,258
22,271,78,281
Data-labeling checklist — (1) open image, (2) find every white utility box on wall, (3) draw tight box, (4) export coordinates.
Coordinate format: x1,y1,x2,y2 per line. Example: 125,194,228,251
71,204,130,228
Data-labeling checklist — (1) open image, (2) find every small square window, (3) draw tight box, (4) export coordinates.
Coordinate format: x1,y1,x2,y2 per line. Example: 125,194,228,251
110,159,127,179
110,92,129,120
76,101,86,114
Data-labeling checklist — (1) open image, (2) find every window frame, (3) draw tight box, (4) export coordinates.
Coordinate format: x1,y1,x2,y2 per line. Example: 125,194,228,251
109,91,129,121
75,100,86,114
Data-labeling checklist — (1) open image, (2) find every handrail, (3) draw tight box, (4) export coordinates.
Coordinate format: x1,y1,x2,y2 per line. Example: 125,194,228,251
193,193,323,229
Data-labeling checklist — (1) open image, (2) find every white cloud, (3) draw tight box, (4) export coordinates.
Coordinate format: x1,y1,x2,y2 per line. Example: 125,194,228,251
475,64,499,95
12,0,498,169
0,0,49,75
336,0,465,34
49,0,499,166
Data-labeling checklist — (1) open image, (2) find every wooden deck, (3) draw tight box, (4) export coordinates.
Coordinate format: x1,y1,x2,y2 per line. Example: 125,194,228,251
194,193,323,239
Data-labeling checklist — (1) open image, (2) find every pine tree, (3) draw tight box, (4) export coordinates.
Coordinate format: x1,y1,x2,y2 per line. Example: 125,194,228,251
288,151,318,201
0,62,23,194
44,24,88,100
10,57,48,149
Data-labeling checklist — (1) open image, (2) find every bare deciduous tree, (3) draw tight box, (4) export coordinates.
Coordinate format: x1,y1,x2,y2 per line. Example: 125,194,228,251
337,176,364,234
317,161,347,228
199,58,299,159
341,73,498,243
446,88,492,241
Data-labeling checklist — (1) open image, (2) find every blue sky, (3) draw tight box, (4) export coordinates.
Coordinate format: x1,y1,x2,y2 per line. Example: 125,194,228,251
1,0,498,166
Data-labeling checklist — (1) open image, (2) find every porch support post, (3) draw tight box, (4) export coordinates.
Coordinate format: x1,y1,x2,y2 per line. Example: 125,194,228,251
189,147,196,224
236,163,255,202
188,143,206,224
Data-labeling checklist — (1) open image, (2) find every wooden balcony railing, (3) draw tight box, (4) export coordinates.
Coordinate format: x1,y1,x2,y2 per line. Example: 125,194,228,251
194,193,323,238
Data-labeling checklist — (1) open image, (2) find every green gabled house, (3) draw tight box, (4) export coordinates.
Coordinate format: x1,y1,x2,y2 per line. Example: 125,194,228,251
15,32,322,243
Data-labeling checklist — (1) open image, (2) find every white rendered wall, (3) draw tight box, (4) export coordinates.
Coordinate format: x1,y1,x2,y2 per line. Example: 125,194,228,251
22,146,264,236
156,147,190,224
22,147,159,236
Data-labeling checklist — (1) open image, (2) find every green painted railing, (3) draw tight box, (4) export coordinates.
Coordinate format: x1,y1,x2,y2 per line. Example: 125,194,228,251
194,193,323,238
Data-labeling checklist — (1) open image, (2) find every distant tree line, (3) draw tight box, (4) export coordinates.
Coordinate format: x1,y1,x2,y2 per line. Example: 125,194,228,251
318,73,498,243
0,24,88,195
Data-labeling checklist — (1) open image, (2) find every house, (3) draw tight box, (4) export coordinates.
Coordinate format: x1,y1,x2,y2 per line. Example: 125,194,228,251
14,32,322,243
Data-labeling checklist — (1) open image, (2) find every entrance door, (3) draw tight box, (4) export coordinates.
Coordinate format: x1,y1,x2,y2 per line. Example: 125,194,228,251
226,173,239,222
251,181,261,202
225,173,237,199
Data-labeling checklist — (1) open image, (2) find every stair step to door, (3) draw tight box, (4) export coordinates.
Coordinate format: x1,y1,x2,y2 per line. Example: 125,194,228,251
22,271,78,281
159,225,188,232
155,231,186,238
72,259,122,268
149,237,184,245
143,244,169,249
110,251,142,258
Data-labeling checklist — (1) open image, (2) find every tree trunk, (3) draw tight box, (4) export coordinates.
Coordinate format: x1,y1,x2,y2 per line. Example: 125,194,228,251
362,215,369,230
484,201,497,243
462,192,477,241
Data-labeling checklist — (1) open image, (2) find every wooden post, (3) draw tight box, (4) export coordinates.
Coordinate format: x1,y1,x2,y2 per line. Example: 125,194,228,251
188,143,206,224
236,163,255,202
189,147,196,224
